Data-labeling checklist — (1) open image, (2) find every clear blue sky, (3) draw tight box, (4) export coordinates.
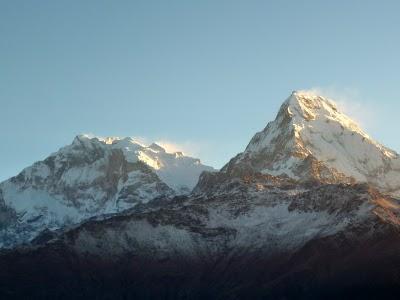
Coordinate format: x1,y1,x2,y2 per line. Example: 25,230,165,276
1,0,400,181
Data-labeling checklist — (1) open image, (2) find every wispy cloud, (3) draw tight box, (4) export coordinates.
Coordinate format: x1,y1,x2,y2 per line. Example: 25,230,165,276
155,139,224,169
155,140,201,157
306,86,375,130
80,133,211,162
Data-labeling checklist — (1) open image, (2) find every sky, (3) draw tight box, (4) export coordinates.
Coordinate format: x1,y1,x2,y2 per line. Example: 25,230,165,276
1,0,400,181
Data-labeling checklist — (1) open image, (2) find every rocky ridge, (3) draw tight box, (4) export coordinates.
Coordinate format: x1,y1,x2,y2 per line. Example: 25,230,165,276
1,91,400,299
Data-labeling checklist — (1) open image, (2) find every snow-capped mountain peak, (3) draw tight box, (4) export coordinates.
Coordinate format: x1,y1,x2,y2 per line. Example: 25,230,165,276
3,93,400,298
70,135,215,192
0,134,215,248
286,91,365,135
225,91,400,196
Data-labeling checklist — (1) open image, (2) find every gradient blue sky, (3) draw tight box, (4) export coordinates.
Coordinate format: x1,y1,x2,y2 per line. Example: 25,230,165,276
1,0,400,181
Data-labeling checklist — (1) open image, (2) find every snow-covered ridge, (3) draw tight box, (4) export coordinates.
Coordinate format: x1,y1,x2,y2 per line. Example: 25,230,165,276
284,91,396,158
71,134,215,192
226,90,400,196
0,134,215,248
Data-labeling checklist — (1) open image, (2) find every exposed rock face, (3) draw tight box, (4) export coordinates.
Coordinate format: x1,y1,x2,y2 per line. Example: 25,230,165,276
0,135,214,248
2,91,400,299
223,91,400,195
0,190,16,230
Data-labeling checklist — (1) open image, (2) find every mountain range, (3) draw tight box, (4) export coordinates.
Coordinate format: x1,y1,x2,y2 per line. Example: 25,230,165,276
0,136,214,248
1,91,400,299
